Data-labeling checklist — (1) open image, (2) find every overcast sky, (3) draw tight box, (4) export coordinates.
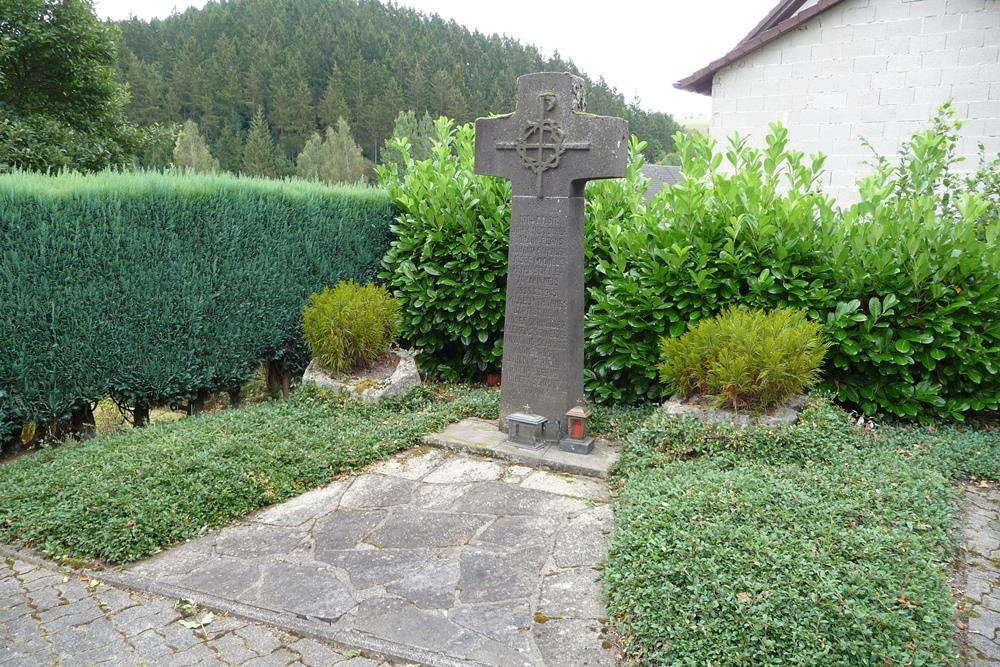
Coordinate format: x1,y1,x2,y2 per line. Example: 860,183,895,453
94,0,777,118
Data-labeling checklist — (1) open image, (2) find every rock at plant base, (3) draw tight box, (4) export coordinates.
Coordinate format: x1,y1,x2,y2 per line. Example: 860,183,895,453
662,394,806,428
302,349,420,403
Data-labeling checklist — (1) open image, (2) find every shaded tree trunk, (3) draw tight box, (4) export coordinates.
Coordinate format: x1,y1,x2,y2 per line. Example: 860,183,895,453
70,403,96,440
186,390,211,416
133,403,150,428
43,418,70,442
266,359,291,399
227,386,242,408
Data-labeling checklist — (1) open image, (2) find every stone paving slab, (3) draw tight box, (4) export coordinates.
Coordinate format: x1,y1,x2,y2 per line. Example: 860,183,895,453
423,418,617,479
122,448,616,667
955,481,1000,665
0,553,392,666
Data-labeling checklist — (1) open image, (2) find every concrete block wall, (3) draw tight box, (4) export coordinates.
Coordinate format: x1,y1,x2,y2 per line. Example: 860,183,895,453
709,0,1000,204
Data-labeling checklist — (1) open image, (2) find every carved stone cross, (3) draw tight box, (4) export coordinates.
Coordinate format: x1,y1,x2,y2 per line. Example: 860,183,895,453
475,72,628,442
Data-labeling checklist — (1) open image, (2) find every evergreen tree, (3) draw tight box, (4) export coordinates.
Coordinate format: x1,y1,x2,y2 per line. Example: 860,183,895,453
318,67,350,129
215,117,245,173
172,120,219,172
408,63,432,115
245,60,270,115
380,110,435,173
121,48,171,125
208,34,246,131
269,67,316,157
170,40,209,121
242,108,280,178
369,77,403,161
429,68,465,121
296,118,368,185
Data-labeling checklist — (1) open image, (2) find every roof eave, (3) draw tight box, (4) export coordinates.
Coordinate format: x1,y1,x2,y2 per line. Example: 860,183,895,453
674,0,845,95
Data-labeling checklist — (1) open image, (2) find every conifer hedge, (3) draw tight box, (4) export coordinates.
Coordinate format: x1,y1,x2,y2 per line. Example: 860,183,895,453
0,171,393,442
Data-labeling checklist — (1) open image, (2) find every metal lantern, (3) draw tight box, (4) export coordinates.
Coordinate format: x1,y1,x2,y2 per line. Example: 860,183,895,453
506,412,548,448
560,406,594,454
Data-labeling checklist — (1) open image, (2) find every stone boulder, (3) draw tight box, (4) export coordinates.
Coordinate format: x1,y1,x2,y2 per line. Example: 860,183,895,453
662,394,806,428
302,349,421,403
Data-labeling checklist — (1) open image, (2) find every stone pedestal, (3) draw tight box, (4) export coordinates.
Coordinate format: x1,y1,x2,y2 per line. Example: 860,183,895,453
499,196,585,440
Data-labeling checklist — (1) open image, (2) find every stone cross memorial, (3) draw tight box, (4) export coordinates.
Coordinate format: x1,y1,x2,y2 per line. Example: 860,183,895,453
475,72,627,443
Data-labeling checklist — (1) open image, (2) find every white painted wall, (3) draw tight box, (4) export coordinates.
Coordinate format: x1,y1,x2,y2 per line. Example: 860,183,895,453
709,0,1000,204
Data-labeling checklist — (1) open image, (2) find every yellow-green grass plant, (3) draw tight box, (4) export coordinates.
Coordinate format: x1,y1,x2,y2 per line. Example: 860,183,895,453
302,281,401,374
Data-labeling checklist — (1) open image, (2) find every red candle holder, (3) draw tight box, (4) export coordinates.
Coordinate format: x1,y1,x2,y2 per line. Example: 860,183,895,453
560,406,594,455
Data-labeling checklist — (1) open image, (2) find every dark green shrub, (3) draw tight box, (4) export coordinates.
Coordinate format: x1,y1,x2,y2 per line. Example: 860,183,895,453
658,306,828,411
589,113,1000,419
820,106,1000,418
0,171,394,442
378,117,510,380
379,108,1000,419
302,281,400,374
585,125,843,405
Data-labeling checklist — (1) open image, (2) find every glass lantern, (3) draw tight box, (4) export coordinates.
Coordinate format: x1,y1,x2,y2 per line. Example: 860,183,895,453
560,406,594,454
506,412,548,448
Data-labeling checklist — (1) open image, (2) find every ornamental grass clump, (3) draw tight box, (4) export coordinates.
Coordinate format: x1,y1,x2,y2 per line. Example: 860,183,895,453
302,281,400,374
658,306,828,411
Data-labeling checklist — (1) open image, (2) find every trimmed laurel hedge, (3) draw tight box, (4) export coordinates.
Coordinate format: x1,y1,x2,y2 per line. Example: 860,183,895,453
584,123,1000,419
381,111,1000,420
0,171,393,441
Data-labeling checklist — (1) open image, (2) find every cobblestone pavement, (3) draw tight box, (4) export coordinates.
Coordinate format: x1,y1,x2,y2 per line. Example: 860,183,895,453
124,447,615,667
956,481,1000,666
0,555,390,666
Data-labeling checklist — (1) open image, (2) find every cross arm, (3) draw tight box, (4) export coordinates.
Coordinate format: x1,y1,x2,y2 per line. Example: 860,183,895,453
474,113,518,181
566,113,629,184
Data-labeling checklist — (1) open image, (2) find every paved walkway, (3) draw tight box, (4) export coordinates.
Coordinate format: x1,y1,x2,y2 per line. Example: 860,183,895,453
0,555,387,666
5,450,1000,666
956,481,1000,666
121,447,615,667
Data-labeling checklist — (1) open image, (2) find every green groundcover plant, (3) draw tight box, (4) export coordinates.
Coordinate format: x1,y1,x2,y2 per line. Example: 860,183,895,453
0,385,494,563
0,171,394,444
302,281,401,374
658,306,828,411
380,107,1000,420
0,384,651,564
605,397,1000,666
